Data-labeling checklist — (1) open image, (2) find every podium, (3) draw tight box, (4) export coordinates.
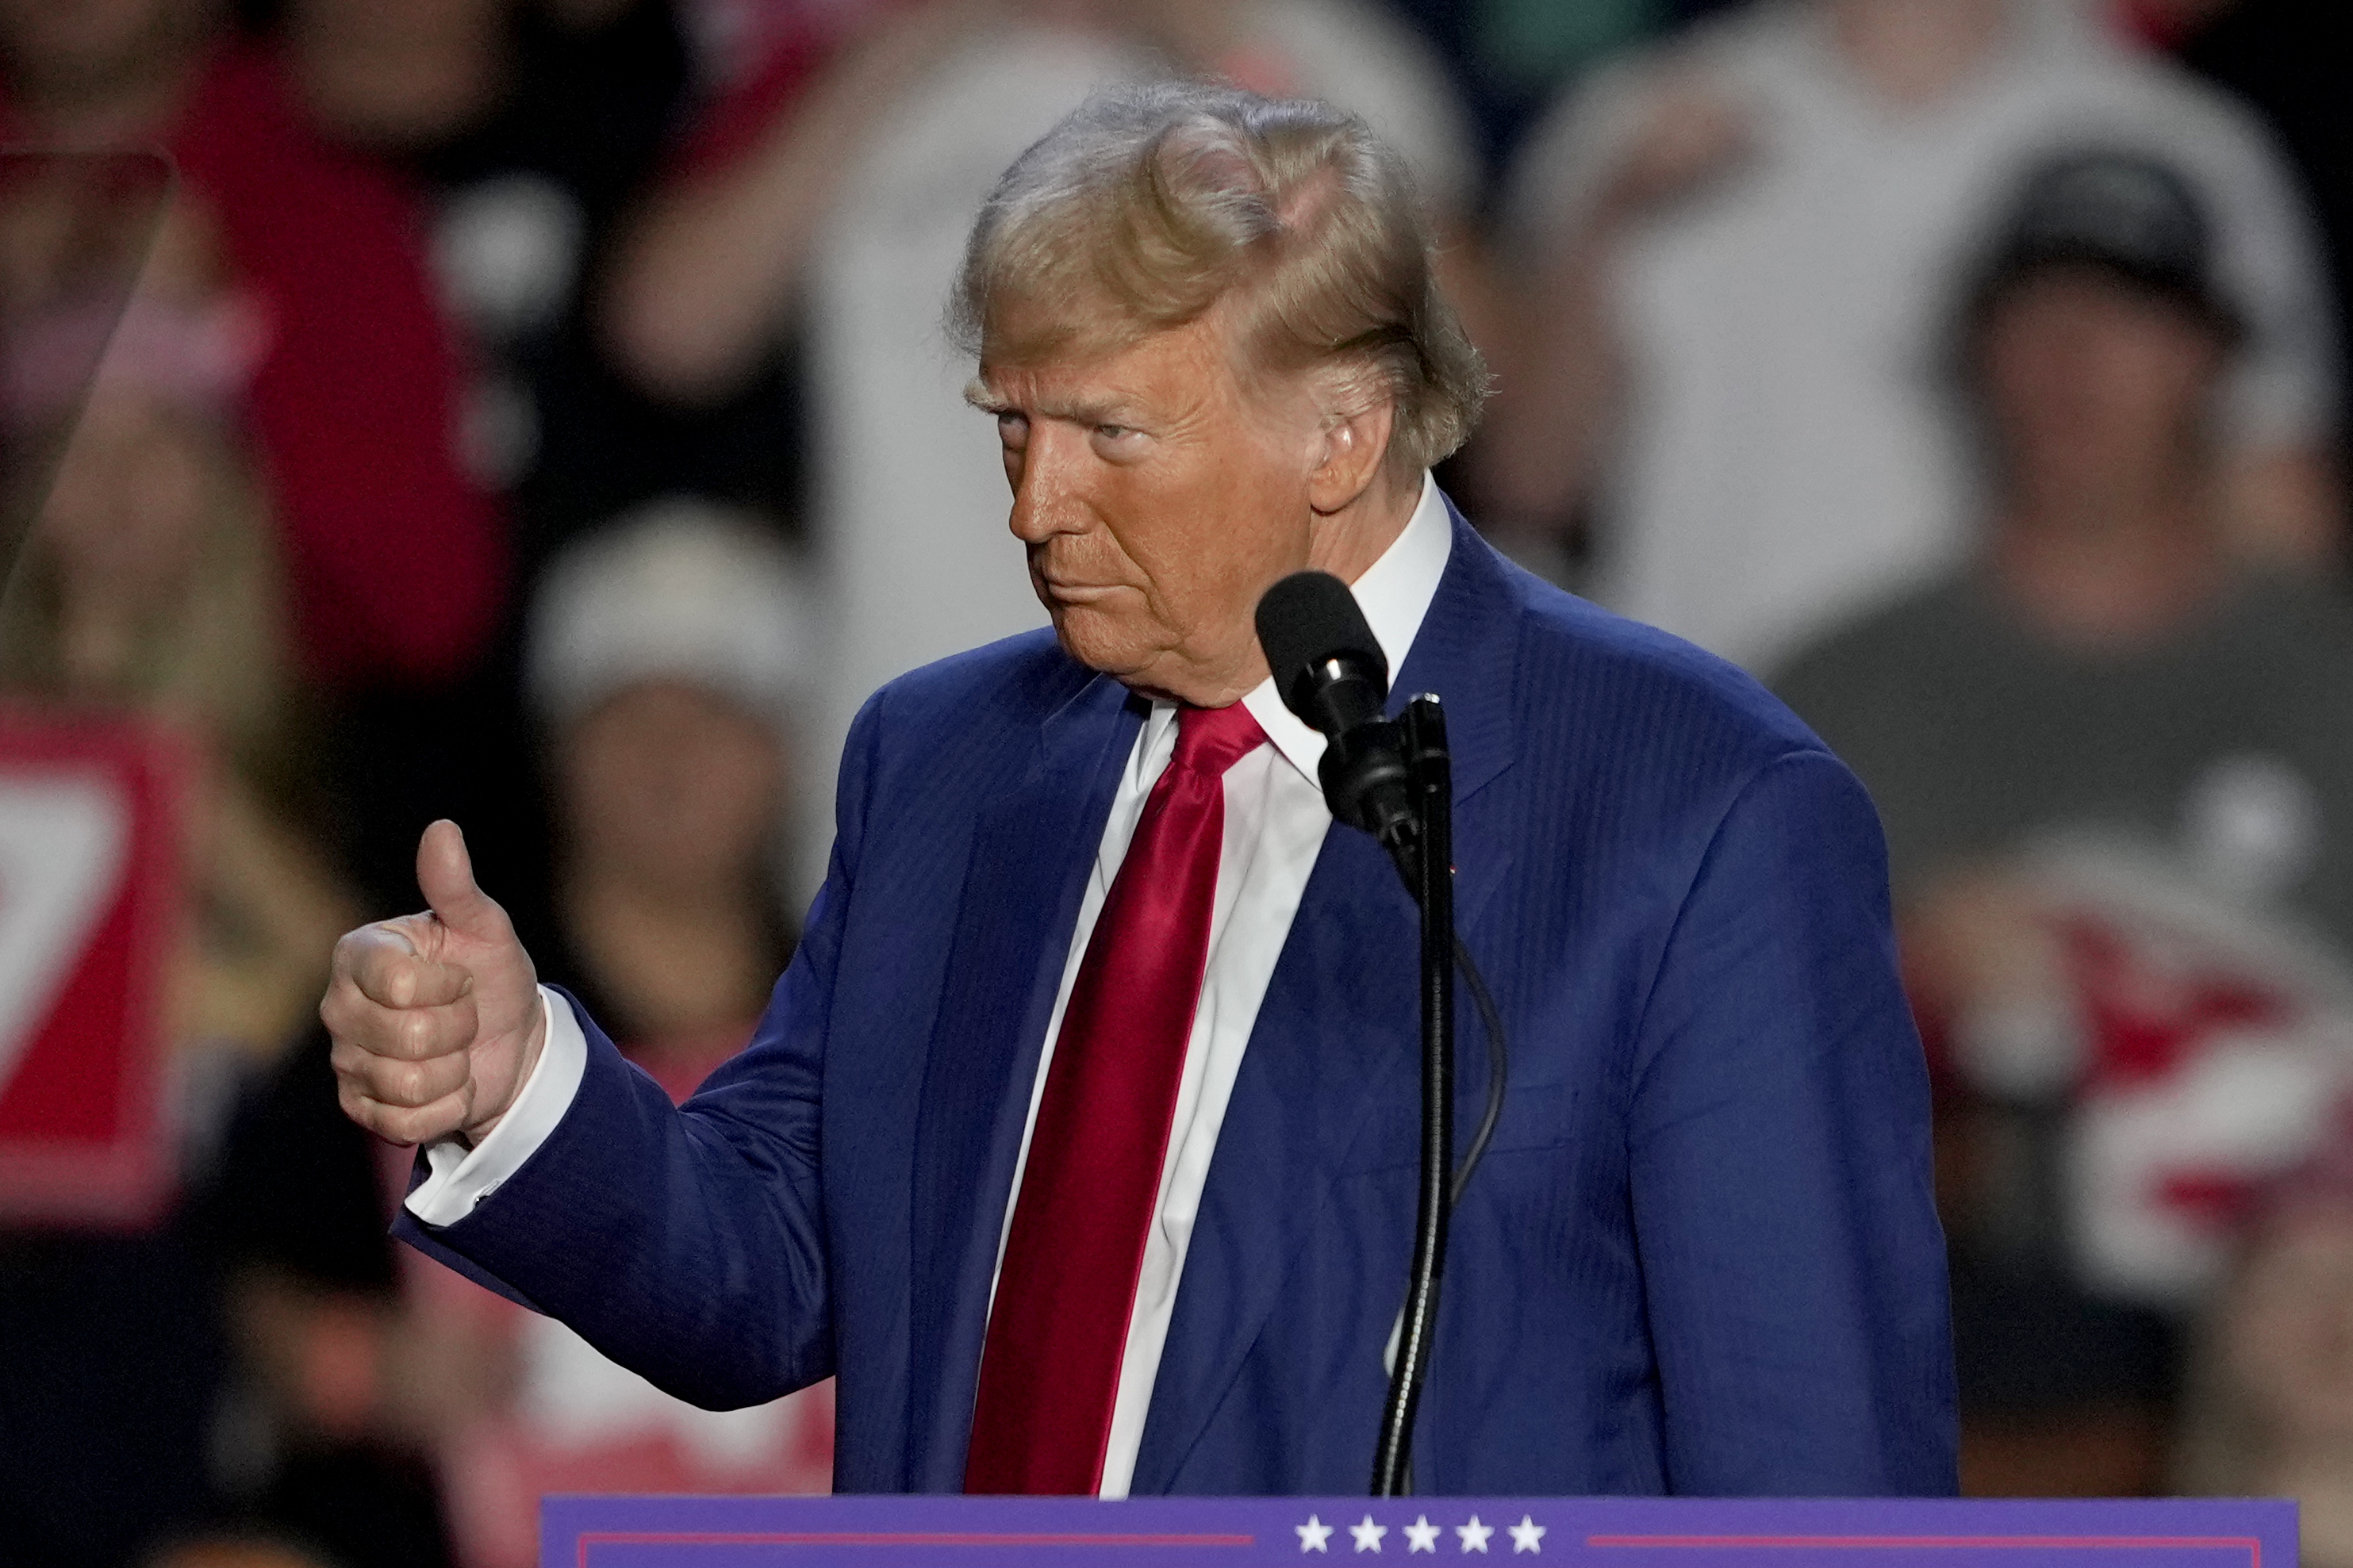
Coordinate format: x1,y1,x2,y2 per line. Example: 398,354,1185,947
543,1495,2293,1566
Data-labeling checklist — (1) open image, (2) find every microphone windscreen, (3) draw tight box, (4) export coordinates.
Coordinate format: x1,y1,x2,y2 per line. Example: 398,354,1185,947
1255,571,1388,715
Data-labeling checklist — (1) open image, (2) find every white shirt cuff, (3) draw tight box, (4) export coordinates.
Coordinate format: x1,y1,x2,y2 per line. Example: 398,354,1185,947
403,985,588,1228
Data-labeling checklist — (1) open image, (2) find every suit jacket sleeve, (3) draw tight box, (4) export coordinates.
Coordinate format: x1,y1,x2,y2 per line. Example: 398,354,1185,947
1627,747,1957,1494
390,697,889,1410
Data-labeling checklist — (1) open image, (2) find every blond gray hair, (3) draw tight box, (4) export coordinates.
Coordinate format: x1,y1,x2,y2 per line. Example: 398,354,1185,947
950,82,1487,474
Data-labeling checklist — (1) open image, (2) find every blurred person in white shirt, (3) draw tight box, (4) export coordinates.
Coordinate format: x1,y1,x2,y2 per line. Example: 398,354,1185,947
598,0,1482,899
1478,0,2338,675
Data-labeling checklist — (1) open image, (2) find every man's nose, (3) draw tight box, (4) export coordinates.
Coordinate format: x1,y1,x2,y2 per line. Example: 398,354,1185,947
1007,426,1087,544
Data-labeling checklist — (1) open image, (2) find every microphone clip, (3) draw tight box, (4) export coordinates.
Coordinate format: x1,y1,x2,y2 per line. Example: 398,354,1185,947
1319,715,1411,847
1325,695,1449,902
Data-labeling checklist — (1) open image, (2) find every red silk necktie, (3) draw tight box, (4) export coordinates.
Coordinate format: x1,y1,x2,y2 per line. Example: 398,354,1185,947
964,700,1270,1494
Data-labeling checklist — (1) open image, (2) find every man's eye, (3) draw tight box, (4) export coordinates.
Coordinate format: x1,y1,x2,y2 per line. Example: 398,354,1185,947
996,412,1028,443
1095,424,1130,439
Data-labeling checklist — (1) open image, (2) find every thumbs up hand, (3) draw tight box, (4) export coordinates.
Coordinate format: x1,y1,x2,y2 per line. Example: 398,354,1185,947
321,820,546,1147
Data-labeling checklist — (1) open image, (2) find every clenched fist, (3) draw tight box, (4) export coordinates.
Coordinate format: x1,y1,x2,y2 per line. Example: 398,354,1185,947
321,819,546,1147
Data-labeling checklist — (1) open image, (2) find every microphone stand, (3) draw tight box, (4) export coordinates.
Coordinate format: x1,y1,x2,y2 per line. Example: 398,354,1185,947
1370,694,1452,1497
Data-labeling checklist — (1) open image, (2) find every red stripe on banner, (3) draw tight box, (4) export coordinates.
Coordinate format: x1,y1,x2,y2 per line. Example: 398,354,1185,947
579,1531,1257,1565
1586,1535,2260,1566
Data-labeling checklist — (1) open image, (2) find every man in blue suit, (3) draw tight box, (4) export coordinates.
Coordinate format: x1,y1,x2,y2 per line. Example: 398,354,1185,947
322,83,1955,1497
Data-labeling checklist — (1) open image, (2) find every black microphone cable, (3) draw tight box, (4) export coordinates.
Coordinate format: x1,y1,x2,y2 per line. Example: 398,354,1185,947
1371,937,1509,1498
1451,935,1507,1207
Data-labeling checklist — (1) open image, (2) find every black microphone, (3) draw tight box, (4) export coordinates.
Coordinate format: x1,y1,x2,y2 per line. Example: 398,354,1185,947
1254,570,1415,853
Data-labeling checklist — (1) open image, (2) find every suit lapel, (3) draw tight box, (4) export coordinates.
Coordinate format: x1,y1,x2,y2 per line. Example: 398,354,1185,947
903,669,1143,1490
1392,500,1522,799
1129,508,1528,1490
1390,503,1528,936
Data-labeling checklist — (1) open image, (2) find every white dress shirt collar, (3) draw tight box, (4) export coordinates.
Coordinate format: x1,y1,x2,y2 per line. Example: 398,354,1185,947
1239,470,1453,786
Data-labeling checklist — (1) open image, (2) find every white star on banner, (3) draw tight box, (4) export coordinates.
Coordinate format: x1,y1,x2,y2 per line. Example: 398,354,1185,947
1507,1516,1545,1555
1456,1516,1494,1553
1403,1516,1441,1553
1298,1516,1334,1553
1351,1516,1388,1553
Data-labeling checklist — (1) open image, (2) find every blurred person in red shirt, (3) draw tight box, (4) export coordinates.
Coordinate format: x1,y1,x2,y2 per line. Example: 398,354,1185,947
0,0,505,692
1,0,519,915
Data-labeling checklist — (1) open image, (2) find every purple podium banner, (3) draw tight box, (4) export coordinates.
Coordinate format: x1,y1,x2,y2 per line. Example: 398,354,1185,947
543,1495,2293,1568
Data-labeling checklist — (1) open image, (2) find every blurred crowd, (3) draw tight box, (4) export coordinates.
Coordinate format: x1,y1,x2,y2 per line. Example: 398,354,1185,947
0,0,2348,1562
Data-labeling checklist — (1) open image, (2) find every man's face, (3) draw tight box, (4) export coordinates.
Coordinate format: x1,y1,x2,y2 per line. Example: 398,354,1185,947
1979,265,2226,502
974,312,1326,706
560,678,786,898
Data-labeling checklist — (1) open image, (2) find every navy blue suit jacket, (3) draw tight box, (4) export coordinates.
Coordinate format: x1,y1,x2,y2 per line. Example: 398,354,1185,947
399,505,1957,1495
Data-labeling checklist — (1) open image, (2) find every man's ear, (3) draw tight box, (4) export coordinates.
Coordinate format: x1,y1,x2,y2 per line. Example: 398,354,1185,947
1306,397,1397,516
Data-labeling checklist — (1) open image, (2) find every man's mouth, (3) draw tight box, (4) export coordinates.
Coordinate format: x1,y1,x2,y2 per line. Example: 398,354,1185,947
1038,577,1122,605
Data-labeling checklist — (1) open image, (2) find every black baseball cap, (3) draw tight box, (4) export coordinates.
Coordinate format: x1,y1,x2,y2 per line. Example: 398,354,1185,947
1966,148,2242,339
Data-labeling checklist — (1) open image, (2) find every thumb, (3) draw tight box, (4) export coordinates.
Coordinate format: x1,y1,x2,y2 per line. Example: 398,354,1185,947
416,819,502,937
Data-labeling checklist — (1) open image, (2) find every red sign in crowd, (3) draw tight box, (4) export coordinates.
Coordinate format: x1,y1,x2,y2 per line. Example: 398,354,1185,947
0,709,184,1226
